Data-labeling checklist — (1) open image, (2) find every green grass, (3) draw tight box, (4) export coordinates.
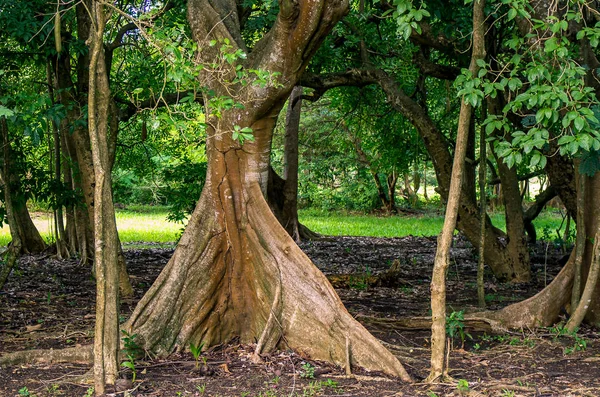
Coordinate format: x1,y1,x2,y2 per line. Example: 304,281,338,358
0,205,181,248
299,209,445,237
299,208,570,238
0,206,571,247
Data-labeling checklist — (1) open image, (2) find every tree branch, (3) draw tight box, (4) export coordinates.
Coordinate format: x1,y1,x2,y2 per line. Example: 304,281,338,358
117,90,203,121
488,170,544,186
523,185,557,224
413,50,460,80
107,1,175,52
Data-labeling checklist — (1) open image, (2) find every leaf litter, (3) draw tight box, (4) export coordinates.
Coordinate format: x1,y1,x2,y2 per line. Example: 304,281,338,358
1,236,598,396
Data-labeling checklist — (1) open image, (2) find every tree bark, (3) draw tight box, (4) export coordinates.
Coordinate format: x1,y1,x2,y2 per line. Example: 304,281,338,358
478,124,487,308
428,0,485,382
88,2,120,393
267,167,320,241
268,85,319,241
126,0,411,380
0,119,46,255
478,174,600,329
50,6,133,297
47,61,69,259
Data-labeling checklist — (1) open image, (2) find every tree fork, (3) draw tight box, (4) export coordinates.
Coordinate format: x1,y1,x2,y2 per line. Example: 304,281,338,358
124,0,413,381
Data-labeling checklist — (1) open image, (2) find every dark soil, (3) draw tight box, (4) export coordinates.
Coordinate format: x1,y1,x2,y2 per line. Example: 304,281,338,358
1,236,598,397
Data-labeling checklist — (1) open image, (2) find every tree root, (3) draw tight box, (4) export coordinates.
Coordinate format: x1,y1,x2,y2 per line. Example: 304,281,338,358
252,282,282,363
0,346,93,367
356,314,507,334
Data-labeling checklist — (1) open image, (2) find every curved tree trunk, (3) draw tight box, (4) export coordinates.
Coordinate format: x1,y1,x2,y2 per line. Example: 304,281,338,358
373,71,530,282
0,119,46,255
51,8,133,296
267,167,320,241
302,68,531,282
126,0,410,380
267,86,319,241
479,172,600,328
88,3,120,391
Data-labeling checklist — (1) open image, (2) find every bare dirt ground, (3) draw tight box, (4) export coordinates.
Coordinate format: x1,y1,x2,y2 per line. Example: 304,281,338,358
1,236,599,397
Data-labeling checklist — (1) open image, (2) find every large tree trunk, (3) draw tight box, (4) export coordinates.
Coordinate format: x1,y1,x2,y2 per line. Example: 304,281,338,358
495,158,530,281
480,172,600,328
126,0,410,380
487,83,531,280
0,119,46,255
127,113,409,378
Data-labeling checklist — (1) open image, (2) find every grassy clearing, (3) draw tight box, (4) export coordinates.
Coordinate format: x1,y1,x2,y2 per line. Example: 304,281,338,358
0,206,570,247
299,208,570,238
0,206,182,248
299,209,446,237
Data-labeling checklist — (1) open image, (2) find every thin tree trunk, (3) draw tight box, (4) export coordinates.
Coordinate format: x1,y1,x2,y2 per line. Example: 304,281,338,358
89,2,120,393
351,133,397,213
0,120,22,291
423,164,428,200
427,0,485,382
478,125,487,308
387,171,398,212
566,227,600,332
571,164,586,311
282,86,302,242
47,61,68,258
50,6,133,296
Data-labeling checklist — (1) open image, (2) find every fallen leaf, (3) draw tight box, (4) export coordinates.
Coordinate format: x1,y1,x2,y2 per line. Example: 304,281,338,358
25,324,42,333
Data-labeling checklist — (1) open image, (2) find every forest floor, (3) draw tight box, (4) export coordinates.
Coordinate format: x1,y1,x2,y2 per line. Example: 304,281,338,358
1,236,599,397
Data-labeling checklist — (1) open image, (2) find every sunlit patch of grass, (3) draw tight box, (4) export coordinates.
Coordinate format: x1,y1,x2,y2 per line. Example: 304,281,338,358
300,208,568,238
299,209,446,237
115,212,182,243
0,206,572,246
0,206,181,247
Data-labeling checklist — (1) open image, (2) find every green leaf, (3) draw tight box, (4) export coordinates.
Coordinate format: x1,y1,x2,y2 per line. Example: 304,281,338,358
544,37,558,53
579,150,600,176
505,153,515,168
569,140,579,155
574,117,585,131
0,105,14,118
558,135,575,145
507,8,517,21
508,78,520,91
530,152,541,167
580,134,591,151
121,361,135,370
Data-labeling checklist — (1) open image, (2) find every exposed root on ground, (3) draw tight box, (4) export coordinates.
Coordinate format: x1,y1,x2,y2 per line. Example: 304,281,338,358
357,315,507,334
0,345,93,367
